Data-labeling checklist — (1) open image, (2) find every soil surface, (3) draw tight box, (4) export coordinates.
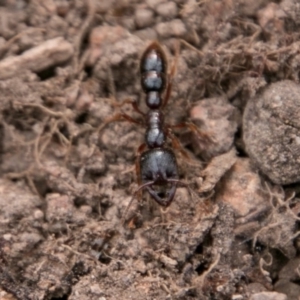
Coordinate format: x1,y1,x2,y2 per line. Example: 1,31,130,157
1,1,300,300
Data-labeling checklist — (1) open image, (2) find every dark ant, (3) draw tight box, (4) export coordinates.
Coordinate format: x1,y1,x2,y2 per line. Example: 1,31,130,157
99,41,209,218
137,41,182,207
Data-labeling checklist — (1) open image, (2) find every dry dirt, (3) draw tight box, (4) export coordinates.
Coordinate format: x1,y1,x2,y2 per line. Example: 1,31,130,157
1,0,300,300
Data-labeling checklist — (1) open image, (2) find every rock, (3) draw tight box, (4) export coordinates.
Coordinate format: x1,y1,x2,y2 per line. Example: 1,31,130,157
216,158,269,218
156,2,178,19
135,28,158,41
243,80,300,185
275,280,300,300
250,291,287,300
278,257,300,281
134,8,154,28
247,282,268,294
0,179,41,223
190,96,238,159
46,193,74,222
146,0,166,9
155,19,187,38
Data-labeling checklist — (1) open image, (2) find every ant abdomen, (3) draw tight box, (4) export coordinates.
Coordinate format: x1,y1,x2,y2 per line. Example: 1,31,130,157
140,42,166,74
141,71,165,93
140,42,167,107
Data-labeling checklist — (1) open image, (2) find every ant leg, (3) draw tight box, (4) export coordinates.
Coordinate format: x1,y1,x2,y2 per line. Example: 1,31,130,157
162,41,180,109
169,122,213,146
112,98,145,116
121,181,154,224
166,127,203,169
166,128,195,163
135,143,147,201
97,112,143,134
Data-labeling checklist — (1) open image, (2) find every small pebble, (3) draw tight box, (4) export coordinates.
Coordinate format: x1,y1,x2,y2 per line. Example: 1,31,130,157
20,232,42,247
250,291,287,300
257,3,285,36
46,193,74,222
135,28,158,41
56,0,70,17
146,0,166,9
79,205,92,215
95,1,114,13
90,284,104,296
3,234,12,241
135,259,147,274
33,209,44,220
135,8,154,28
87,25,128,66
119,17,135,31
155,19,187,38
216,158,269,218
156,1,177,19
75,89,93,112
247,282,267,294
231,295,243,300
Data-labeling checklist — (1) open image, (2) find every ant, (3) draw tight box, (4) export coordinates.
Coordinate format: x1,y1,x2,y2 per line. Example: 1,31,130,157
99,41,209,218
137,41,180,207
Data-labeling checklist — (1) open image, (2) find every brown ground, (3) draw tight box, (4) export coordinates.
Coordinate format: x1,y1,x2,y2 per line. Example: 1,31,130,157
1,0,300,299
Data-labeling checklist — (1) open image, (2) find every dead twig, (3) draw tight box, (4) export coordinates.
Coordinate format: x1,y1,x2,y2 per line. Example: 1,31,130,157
0,37,73,80
259,252,273,283
72,0,96,77
0,28,46,59
195,252,221,289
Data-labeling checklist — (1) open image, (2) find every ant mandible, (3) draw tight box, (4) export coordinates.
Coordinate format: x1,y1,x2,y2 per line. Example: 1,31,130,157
99,41,208,215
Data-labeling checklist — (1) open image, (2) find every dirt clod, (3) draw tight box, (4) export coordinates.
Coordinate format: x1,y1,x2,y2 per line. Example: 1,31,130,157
190,96,238,159
243,80,300,185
